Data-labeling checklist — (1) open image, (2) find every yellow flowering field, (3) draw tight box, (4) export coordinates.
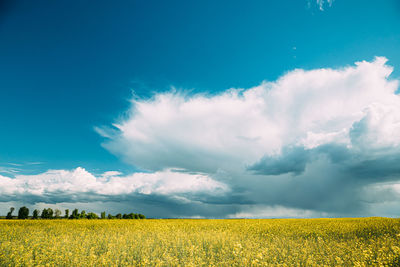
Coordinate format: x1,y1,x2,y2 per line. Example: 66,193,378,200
1,217,400,266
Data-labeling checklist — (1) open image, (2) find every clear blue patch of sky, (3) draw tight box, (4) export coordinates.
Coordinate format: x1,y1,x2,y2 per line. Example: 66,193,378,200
0,0,399,174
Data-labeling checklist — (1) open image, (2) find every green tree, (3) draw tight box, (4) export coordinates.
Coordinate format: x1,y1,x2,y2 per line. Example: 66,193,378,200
65,209,69,219
6,207,15,219
18,206,29,219
80,210,86,219
116,213,122,219
54,209,61,218
101,211,106,219
41,208,48,219
138,214,145,219
41,208,54,219
70,209,79,219
86,212,99,219
32,209,39,219
47,208,54,219
107,214,113,219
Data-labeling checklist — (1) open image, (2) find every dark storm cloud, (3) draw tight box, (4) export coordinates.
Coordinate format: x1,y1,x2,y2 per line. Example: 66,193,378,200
248,147,311,175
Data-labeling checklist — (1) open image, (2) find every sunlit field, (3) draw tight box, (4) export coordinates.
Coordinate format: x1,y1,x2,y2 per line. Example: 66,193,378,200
1,218,400,266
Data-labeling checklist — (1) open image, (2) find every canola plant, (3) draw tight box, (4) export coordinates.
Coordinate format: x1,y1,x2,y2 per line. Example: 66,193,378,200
0,217,399,266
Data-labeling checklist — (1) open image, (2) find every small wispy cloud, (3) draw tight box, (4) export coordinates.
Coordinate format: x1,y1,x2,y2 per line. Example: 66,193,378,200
309,0,334,11
0,162,45,176
0,166,21,175
6,163,22,166
26,162,44,165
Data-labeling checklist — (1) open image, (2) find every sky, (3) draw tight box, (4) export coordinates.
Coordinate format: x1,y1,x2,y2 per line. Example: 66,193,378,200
1,0,400,218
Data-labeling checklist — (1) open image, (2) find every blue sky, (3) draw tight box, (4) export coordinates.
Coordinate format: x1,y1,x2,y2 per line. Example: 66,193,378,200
1,0,400,218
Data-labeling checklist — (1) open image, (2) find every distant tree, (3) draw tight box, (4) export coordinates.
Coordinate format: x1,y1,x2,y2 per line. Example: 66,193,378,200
6,207,15,219
138,214,145,219
134,214,139,219
41,208,48,219
54,209,62,218
101,211,106,219
86,212,99,219
116,213,122,219
18,206,29,219
126,213,135,219
41,208,53,219
107,214,113,219
122,214,128,219
32,209,39,219
80,210,86,219
70,209,79,219
65,209,69,219
47,208,53,219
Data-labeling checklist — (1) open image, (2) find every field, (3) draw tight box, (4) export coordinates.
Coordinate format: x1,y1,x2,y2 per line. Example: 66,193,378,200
1,218,400,266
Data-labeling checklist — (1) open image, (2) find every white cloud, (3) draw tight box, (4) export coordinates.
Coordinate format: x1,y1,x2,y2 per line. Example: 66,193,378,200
350,102,400,152
94,57,400,217
0,167,228,199
101,57,399,173
315,0,334,11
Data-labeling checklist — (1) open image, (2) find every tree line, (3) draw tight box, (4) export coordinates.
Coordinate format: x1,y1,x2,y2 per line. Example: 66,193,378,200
5,207,145,220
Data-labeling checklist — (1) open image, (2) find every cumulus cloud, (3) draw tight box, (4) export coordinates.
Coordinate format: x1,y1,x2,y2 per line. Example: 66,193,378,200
96,57,400,217
101,57,398,172
2,57,399,218
0,168,228,204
